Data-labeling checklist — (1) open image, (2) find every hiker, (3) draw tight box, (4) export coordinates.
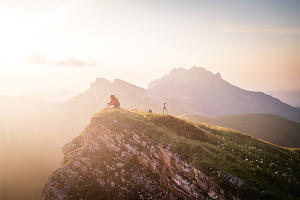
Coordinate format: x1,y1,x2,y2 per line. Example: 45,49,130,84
107,94,120,108
162,102,168,114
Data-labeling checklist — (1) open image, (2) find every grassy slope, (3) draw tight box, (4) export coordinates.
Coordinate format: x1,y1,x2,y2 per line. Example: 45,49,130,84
185,113,300,148
95,109,300,200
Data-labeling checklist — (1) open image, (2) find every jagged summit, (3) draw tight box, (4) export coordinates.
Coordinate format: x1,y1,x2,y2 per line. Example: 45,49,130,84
168,66,218,77
113,78,146,93
89,78,145,93
148,67,223,89
147,66,300,122
89,78,112,90
41,109,300,200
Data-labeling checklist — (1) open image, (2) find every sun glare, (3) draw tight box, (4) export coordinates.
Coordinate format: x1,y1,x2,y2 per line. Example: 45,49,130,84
0,18,34,64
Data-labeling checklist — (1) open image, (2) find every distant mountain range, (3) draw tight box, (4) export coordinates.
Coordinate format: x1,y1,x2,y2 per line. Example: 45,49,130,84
148,67,300,122
269,90,300,107
2,67,300,144
2,67,300,145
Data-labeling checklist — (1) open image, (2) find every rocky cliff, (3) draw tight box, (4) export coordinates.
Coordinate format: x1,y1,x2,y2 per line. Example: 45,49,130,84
41,110,230,200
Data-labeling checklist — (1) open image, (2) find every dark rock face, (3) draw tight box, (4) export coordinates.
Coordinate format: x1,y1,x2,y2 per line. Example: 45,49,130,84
41,116,230,200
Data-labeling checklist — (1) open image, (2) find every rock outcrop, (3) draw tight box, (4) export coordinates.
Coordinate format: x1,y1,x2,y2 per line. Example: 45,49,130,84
42,111,230,200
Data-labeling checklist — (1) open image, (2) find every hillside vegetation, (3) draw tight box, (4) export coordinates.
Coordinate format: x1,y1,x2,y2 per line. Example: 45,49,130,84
185,113,300,147
94,109,300,200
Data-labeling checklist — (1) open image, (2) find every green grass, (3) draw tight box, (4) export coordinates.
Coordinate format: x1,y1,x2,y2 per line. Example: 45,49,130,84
94,109,300,200
185,113,300,148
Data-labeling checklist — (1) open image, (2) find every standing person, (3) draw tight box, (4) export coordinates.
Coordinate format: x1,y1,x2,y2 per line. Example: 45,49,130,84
162,102,168,114
107,94,120,108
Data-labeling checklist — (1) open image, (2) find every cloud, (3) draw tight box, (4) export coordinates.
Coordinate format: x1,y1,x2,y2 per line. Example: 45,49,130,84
25,52,47,65
53,57,96,67
25,53,96,67
221,26,300,36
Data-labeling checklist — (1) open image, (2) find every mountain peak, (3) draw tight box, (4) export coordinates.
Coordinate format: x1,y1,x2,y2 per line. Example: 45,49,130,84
169,67,187,74
113,78,145,92
190,66,207,71
189,66,222,78
147,66,300,121
90,78,111,89
148,66,223,89
113,78,137,87
169,66,210,75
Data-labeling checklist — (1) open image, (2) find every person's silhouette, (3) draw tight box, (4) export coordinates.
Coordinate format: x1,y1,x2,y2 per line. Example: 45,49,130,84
162,103,168,114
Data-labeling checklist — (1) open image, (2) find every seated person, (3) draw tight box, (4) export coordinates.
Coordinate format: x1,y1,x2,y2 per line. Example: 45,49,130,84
107,94,120,108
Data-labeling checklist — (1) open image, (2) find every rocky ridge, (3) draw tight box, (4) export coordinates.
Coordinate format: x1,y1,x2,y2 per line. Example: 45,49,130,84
41,110,230,200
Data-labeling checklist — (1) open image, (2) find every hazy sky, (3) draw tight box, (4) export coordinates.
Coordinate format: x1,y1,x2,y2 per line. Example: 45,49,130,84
0,0,299,95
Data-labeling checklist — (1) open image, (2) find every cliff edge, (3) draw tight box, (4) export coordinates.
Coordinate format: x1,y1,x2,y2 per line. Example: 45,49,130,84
42,109,300,200
41,109,229,200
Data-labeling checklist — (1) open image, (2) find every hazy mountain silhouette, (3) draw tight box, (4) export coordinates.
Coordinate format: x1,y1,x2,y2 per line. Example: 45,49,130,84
50,78,162,139
55,78,187,126
269,90,300,107
148,67,300,122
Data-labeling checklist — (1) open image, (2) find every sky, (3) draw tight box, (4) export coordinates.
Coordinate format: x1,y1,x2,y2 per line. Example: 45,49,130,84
0,0,299,95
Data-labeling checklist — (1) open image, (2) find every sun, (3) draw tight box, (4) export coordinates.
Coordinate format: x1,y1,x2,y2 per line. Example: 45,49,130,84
0,23,30,64
0,14,44,65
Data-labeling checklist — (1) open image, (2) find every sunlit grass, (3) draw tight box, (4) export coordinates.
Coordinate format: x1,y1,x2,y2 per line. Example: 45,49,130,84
93,109,300,199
